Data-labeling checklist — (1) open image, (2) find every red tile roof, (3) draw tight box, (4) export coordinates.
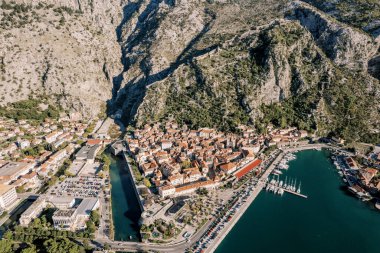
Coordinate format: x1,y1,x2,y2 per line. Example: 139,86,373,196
235,159,262,179
87,139,103,145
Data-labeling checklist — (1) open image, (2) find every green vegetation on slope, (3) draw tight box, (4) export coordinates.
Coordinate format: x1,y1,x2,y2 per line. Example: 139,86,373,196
304,0,380,33
135,20,380,144
0,98,61,122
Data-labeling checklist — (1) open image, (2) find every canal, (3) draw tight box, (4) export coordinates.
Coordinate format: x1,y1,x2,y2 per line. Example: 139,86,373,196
216,149,380,253
108,152,141,241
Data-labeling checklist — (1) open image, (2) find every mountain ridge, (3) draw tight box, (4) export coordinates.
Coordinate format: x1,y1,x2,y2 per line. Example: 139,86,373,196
1,0,380,143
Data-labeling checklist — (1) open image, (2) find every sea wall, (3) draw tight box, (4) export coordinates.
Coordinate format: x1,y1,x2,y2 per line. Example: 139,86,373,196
122,151,145,213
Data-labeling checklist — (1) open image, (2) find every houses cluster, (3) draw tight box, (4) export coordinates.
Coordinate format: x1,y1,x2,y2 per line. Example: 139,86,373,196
0,116,100,209
0,117,88,161
266,126,309,146
16,138,110,231
126,122,264,198
341,156,380,198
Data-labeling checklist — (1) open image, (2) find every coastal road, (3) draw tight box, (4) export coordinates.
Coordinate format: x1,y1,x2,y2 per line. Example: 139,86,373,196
95,219,214,252
205,151,283,253
96,143,347,252
205,143,347,253
96,149,284,252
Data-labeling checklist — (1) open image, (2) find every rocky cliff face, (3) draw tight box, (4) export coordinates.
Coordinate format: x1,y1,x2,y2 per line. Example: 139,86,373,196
0,0,123,117
1,0,380,142
109,0,379,142
302,0,380,37
288,1,378,71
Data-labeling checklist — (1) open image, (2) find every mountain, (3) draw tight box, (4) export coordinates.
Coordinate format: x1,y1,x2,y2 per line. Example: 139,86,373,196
0,0,123,117
1,0,380,142
110,0,380,142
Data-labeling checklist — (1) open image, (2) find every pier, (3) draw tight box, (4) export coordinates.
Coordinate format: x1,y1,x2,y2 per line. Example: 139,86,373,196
283,188,308,198
265,177,308,199
265,183,308,199
96,143,338,252
204,150,283,253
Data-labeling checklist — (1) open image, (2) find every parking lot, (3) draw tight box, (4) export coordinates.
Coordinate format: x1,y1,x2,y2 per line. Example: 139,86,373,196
47,176,104,198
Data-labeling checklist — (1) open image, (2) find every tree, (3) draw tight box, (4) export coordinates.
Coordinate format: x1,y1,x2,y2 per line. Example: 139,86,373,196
181,160,191,169
0,239,13,253
3,231,13,240
21,245,38,253
82,238,91,250
86,220,96,234
89,210,100,227
43,238,85,253
16,185,26,193
100,154,111,171
143,178,152,188
196,187,208,196
32,217,41,227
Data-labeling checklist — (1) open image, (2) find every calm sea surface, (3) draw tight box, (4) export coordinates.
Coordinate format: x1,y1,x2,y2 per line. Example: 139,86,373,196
216,149,380,253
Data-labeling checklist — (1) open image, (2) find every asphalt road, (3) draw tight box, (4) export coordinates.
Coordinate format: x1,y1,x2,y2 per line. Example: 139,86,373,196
95,219,214,252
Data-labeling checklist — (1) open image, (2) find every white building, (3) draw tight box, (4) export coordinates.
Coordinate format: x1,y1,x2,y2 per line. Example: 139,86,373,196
0,184,17,210
52,198,99,231
0,162,32,184
74,198,100,230
53,209,77,229
18,140,31,149
45,131,63,144
159,185,176,198
20,198,47,226
161,141,172,150
168,174,184,186
50,197,75,209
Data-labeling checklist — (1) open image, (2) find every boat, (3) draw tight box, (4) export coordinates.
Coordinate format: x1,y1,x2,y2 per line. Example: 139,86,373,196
292,179,297,192
348,185,372,201
375,201,380,210
297,182,301,194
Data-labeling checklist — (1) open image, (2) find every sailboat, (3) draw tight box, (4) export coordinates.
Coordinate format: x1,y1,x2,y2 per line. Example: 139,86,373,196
297,182,301,194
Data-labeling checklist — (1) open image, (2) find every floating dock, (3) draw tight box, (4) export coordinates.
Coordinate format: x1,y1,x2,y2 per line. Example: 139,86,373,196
283,188,308,198
265,182,308,199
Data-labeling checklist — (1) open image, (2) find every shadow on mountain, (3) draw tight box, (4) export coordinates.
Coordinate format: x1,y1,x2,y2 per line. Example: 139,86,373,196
107,0,218,126
368,54,380,81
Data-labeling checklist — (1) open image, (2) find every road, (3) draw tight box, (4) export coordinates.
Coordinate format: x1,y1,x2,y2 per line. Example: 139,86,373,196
204,150,282,253
95,143,347,252
95,219,214,252
95,149,283,252
203,143,345,253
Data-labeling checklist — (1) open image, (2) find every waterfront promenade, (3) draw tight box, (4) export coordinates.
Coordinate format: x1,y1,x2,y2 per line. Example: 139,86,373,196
205,143,342,253
97,143,345,252
205,149,284,253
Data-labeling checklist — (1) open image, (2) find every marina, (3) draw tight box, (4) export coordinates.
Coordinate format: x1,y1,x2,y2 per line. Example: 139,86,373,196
216,149,380,253
264,176,307,199
266,151,308,198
